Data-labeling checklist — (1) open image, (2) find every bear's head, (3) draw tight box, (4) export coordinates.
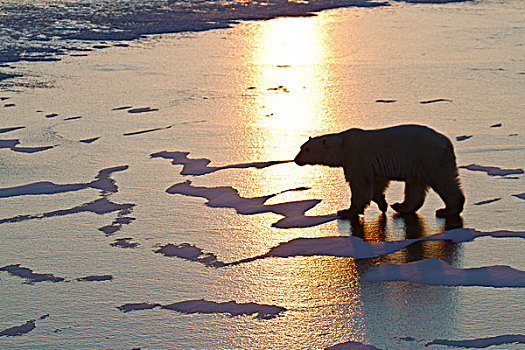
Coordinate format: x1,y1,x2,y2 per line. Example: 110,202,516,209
294,134,343,167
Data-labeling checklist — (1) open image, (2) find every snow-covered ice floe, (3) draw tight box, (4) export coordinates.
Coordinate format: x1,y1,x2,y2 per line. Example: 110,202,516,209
361,258,525,288
117,299,286,319
151,150,292,176
166,180,336,229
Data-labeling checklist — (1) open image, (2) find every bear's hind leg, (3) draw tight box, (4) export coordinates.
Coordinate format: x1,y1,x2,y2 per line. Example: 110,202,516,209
372,178,389,213
392,182,428,214
429,176,465,217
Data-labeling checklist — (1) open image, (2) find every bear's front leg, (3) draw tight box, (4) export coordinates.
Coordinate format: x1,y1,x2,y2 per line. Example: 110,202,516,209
338,174,374,219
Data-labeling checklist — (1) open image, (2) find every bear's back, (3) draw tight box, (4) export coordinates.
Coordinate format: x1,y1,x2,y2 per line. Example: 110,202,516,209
341,124,454,181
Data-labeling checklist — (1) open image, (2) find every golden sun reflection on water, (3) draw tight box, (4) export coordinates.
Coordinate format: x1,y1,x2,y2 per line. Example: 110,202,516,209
231,15,367,345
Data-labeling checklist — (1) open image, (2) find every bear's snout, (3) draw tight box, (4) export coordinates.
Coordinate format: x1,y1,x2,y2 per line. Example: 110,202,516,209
294,154,306,166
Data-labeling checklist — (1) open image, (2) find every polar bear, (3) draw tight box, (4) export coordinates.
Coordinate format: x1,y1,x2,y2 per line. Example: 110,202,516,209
294,124,465,218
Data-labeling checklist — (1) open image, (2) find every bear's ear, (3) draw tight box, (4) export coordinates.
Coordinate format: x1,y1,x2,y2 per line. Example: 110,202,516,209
308,137,312,141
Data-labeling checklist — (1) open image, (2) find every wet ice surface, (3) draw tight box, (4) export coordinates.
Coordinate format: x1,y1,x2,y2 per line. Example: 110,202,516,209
1,0,525,349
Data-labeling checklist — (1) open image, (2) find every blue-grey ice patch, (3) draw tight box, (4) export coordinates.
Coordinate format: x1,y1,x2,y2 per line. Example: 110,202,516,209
151,150,292,176
0,264,113,284
460,164,524,177
0,138,54,153
123,125,173,136
162,300,286,319
425,334,525,348
63,116,82,121
76,275,113,282
325,340,381,350
512,193,525,200
117,303,161,313
473,198,501,205
154,243,225,267
117,299,286,319
0,264,65,284
0,320,36,337
127,107,158,114
456,135,472,141
0,197,134,224
361,258,525,287
419,98,452,104
0,126,25,134
0,165,128,198
99,216,136,236
79,137,100,144
166,180,336,229
110,237,139,249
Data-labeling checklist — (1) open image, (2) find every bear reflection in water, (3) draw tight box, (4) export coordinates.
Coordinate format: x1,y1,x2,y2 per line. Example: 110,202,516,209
342,212,462,264
294,125,465,219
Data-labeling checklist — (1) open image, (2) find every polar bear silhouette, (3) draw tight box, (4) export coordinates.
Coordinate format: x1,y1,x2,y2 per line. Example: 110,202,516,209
294,124,465,218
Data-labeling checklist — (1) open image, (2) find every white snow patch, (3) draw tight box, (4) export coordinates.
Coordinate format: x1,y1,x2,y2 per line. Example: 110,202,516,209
361,258,525,288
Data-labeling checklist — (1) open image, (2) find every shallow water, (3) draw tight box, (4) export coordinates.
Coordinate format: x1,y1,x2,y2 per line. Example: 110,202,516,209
1,0,524,349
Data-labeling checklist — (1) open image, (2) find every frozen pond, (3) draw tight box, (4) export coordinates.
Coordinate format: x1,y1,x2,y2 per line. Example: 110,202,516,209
0,0,524,349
